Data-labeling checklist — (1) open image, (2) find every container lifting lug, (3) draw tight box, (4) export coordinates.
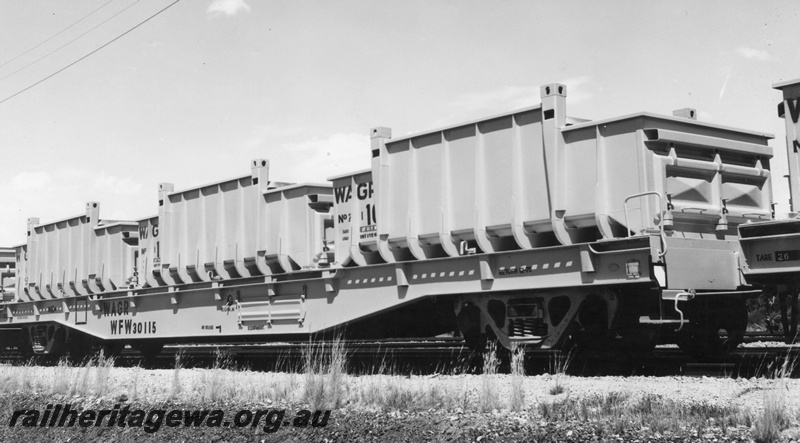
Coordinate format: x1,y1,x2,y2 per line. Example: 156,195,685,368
717,199,729,231
664,193,674,227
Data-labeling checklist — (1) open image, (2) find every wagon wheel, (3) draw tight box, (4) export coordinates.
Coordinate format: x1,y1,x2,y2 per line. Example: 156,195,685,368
677,299,747,359
134,340,164,361
65,330,93,364
99,340,125,359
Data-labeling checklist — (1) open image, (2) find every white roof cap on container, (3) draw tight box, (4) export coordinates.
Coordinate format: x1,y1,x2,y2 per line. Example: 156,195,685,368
561,111,774,139
93,220,139,231
262,182,331,195
774,78,800,89
327,168,371,182
133,215,158,222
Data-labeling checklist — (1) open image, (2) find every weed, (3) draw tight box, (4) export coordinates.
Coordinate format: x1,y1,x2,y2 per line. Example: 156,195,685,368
130,365,142,401
94,351,115,397
509,344,525,411
382,377,417,410
548,382,564,396
478,342,501,412
536,391,745,438
51,358,71,395
302,335,348,409
547,347,575,396
69,358,93,397
441,377,470,411
751,348,796,443
199,347,236,402
753,388,790,443
170,350,183,400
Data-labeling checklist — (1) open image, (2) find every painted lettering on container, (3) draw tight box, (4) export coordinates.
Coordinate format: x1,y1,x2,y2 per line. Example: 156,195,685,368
335,181,378,242
334,182,373,204
138,224,159,239
786,99,800,124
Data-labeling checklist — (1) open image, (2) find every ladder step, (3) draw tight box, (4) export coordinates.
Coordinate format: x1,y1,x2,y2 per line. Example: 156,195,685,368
639,316,689,325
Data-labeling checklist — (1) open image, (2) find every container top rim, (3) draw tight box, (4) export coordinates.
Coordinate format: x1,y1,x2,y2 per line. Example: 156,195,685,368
773,78,800,89
561,111,774,139
385,103,546,145
262,182,332,195
327,168,371,181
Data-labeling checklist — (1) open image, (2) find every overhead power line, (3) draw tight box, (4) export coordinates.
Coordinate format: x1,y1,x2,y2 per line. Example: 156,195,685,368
0,0,116,71
0,0,180,106
0,0,143,83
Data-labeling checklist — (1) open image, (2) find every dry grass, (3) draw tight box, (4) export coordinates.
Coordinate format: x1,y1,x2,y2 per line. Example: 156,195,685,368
351,374,473,412
170,351,183,400
129,364,142,401
537,391,747,437
93,351,115,397
509,344,525,411
547,347,575,396
302,336,347,410
0,354,117,399
478,342,501,412
198,348,236,403
753,387,789,443
751,351,797,443
1,341,797,442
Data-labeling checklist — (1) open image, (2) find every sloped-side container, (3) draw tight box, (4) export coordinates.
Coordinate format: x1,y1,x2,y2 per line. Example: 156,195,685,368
260,184,334,273
152,160,333,285
562,113,773,239
156,159,271,284
23,203,138,298
93,221,138,291
370,84,774,263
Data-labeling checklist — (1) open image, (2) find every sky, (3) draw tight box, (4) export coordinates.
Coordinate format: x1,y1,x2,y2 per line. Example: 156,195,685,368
0,0,799,245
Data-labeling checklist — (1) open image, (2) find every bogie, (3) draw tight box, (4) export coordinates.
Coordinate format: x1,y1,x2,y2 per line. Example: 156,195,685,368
454,285,662,356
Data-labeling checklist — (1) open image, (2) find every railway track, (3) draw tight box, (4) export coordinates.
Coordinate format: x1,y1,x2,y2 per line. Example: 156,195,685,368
118,336,800,378
3,334,796,378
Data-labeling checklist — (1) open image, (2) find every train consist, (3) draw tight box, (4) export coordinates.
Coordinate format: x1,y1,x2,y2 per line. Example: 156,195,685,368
0,80,797,361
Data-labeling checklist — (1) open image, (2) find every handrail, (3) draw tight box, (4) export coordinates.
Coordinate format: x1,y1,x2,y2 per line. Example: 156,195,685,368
623,191,667,258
